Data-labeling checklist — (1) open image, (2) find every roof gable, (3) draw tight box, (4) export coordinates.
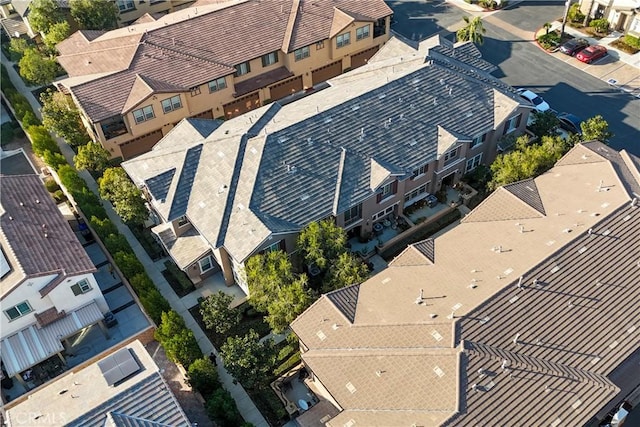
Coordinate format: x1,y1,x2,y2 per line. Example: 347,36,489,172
502,178,546,216
168,144,203,221
492,88,522,128
145,168,176,202
329,7,355,38
121,74,154,114
461,186,545,223
326,284,361,323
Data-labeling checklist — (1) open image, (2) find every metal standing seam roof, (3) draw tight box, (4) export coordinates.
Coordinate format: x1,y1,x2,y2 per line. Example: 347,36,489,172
122,36,526,264
0,175,96,297
66,372,190,427
0,301,103,377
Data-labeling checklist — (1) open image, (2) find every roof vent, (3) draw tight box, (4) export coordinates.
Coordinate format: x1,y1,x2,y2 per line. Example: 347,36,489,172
513,333,520,346
351,104,360,112
378,93,386,100
631,198,637,207
35,199,40,204
345,382,356,393
19,202,24,206
516,276,523,289
332,323,340,330
375,370,383,377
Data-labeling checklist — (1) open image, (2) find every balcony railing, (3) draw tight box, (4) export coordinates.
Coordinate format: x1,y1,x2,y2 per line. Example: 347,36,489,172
101,119,128,140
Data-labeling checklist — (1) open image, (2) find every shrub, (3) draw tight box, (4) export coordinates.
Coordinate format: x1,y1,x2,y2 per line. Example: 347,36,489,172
21,111,41,128
187,358,220,397
139,288,170,325
44,178,60,193
155,310,203,367
537,32,560,49
624,34,640,49
113,251,145,278
206,389,244,427
589,18,609,33
567,3,584,23
57,164,86,194
104,233,130,254
164,260,194,292
89,216,118,239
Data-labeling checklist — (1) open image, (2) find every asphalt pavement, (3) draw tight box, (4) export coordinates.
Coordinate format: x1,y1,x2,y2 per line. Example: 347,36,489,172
387,0,640,155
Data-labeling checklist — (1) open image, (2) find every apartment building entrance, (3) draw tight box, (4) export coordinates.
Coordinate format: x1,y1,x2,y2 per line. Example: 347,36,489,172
223,92,261,118
312,60,343,86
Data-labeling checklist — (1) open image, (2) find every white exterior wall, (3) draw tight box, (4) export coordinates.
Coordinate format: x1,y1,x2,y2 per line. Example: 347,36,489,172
1,273,107,339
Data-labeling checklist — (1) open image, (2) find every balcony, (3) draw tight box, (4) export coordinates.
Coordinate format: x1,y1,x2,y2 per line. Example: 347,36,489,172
101,116,128,140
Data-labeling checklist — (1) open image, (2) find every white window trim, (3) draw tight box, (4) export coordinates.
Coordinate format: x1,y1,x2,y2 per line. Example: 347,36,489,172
372,204,397,221
465,153,483,173
337,32,351,48
404,182,430,206
161,95,182,114
506,115,520,134
294,46,310,61
4,301,32,321
356,25,370,40
199,256,214,274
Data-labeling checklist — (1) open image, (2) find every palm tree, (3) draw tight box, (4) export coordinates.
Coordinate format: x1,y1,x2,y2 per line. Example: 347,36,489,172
543,22,552,35
456,16,486,45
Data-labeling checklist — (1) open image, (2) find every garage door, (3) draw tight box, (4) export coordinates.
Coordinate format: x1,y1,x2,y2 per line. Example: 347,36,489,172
120,129,163,160
191,109,214,120
269,76,303,101
311,60,343,86
223,92,261,119
351,46,379,69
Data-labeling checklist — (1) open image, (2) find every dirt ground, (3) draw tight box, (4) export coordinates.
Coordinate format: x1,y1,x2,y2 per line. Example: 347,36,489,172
145,341,213,427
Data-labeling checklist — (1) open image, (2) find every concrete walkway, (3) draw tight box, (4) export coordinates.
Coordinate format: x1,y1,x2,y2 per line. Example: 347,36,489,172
1,51,269,427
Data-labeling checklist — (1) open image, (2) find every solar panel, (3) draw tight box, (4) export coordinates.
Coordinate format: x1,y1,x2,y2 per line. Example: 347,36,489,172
97,348,140,386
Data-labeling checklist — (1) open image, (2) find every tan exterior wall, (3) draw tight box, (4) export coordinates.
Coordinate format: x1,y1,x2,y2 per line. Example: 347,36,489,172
116,0,195,26
84,17,391,158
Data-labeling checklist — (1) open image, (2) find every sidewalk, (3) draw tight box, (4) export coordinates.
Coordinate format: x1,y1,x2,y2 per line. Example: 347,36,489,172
1,52,269,427
538,22,640,96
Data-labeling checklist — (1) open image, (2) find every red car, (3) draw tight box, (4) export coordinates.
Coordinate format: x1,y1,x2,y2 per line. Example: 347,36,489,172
576,45,607,63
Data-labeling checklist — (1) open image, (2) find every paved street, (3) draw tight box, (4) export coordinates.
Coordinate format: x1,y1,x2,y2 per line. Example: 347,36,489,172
388,0,468,42
387,0,640,155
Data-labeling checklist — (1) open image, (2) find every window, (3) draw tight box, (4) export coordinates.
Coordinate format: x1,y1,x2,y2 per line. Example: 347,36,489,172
443,147,459,165
374,17,387,38
372,204,396,221
404,183,429,205
190,86,201,96
470,133,486,149
503,114,522,135
411,164,428,179
161,95,182,113
466,153,483,173
264,240,285,253
261,51,279,67
356,25,370,40
208,77,227,93
5,301,32,321
294,46,310,61
377,181,397,203
116,0,135,12
337,32,351,48
71,279,92,296
199,256,214,274
132,105,154,124
316,41,325,50
235,62,251,77
177,216,189,227
344,203,363,226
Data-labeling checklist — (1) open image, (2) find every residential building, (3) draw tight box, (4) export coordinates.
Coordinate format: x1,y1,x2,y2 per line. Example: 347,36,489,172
0,0,195,38
122,35,532,295
0,175,109,390
290,142,640,426
54,0,393,159
4,339,191,426
579,0,640,35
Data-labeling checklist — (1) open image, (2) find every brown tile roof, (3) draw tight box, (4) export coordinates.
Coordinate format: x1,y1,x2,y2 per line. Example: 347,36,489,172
0,175,96,298
35,307,67,327
292,144,640,426
56,0,392,122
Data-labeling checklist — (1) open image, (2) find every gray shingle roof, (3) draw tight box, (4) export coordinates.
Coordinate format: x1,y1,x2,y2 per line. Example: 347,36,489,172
326,284,360,324
67,373,190,427
123,36,524,262
0,175,96,295
168,144,203,220
413,238,435,263
503,178,546,216
145,168,175,202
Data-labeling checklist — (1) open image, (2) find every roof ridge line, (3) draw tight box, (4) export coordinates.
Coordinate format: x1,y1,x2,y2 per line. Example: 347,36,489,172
144,38,235,69
332,147,347,215
281,0,299,53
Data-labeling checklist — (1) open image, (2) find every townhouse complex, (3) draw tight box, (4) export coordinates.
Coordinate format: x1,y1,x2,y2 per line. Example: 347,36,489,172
291,142,640,426
53,0,393,159
579,0,640,36
122,35,533,294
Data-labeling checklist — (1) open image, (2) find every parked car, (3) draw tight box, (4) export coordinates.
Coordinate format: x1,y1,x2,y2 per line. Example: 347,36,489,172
559,38,589,56
576,45,607,63
557,112,583,135
516,88,550,112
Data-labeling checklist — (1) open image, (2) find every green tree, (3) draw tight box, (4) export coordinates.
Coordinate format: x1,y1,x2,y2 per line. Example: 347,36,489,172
246,250,295,312
297,219,348,270
528,110,560,139
27,125,59,157
265,276,312,333
44,21,70,51
543,22,552,35
200,291,240,335
18,48,57,86
489,135,567,189
456,16,486,45
155,310,202,367
28,0,65,33
323,252,369,293
74,141,110,173
187,358,220,397
206,388,244,427
580,115,612,144
220,330,276,389
8,38,30,61
41,90,90,147
70,0,118,30
99,167,149,224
